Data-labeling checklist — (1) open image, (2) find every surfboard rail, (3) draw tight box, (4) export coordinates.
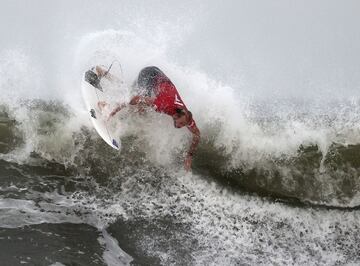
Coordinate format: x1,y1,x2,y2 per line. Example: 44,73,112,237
81,69,121,151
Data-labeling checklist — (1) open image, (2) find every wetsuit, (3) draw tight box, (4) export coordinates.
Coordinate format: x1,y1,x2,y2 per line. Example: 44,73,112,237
137,66,196,129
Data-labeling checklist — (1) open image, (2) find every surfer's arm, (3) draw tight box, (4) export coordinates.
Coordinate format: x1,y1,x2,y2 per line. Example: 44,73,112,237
185,124,200,171
187,124,200,156
109,96,154,119
129,95,155,107
108,103,127,118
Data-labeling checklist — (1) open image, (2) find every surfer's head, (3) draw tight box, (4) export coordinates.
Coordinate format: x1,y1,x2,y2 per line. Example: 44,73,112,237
173,109,192,128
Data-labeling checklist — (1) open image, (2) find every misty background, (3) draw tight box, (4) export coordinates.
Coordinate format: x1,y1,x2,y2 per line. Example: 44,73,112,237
1,0,359,101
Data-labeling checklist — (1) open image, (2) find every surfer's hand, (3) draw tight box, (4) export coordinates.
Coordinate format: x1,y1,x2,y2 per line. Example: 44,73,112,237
184,154,192,172
97,101,108,111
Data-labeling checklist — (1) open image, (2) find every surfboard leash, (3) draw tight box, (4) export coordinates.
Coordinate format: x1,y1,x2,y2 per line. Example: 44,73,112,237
103,60,123,78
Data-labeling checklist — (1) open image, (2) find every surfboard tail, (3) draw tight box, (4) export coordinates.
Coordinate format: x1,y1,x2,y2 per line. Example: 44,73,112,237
85,70,103,91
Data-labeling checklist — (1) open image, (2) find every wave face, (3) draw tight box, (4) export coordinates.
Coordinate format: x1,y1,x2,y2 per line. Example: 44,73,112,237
1,1,360,265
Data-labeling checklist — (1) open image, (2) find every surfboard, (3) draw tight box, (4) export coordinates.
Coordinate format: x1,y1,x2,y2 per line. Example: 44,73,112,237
81,68,121,150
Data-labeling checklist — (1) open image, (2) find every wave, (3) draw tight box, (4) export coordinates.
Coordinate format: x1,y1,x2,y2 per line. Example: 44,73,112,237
1,30,360,212
2,97,360,208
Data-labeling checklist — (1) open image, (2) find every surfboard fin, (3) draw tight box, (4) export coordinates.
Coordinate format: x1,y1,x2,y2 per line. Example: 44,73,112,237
112,139,119,149
90,109,96,119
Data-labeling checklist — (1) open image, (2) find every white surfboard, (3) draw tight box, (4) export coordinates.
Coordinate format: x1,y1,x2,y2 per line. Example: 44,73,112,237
81,68,121,150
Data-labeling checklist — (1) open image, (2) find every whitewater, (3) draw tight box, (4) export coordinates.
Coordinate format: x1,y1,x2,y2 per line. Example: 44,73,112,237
1,0,360,265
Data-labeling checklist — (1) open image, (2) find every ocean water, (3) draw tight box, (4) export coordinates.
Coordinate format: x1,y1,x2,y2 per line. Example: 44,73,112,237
1,0,360,265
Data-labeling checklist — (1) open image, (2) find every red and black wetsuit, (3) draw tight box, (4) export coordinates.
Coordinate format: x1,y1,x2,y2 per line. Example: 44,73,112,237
137,66,197,130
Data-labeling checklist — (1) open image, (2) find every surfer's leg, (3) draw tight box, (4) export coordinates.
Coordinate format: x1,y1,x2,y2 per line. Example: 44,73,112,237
137,66,164,96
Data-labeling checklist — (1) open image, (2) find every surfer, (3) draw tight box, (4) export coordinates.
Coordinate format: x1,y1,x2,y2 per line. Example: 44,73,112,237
96,66,200,171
